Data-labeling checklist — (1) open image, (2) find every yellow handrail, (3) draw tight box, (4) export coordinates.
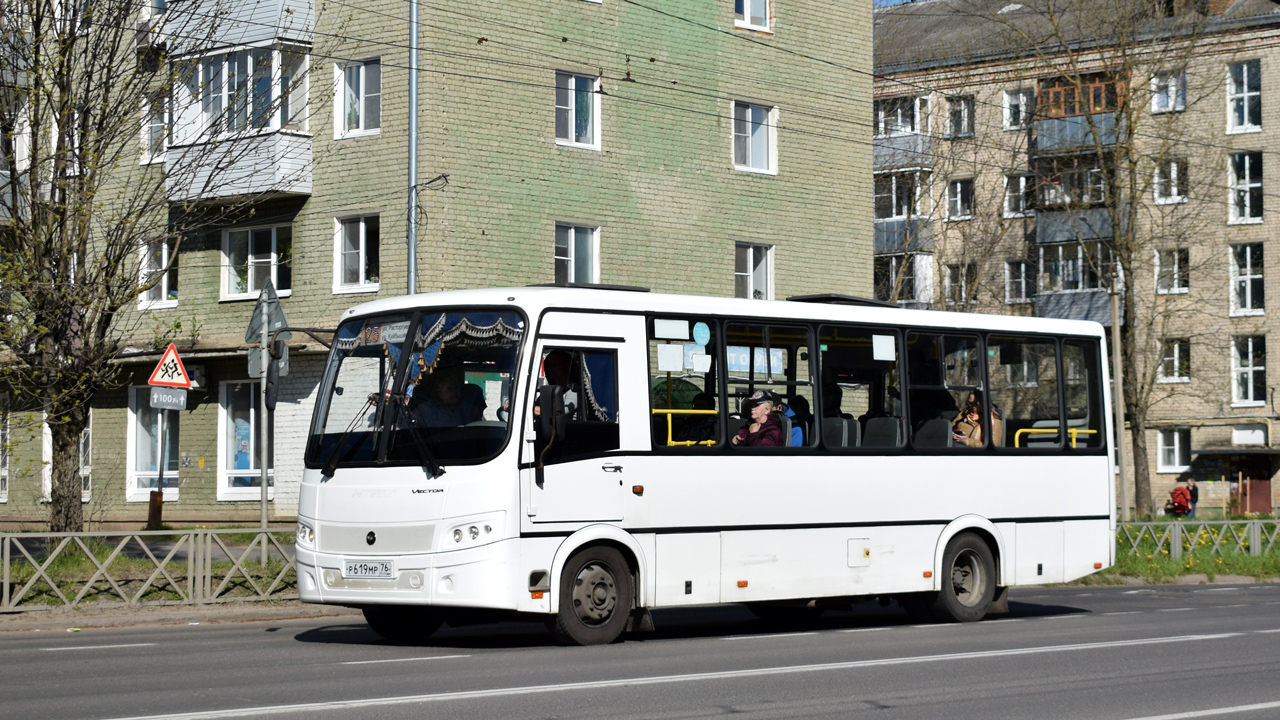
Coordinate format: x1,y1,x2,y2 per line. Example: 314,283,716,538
651,408,718,447
1013,427,1099,448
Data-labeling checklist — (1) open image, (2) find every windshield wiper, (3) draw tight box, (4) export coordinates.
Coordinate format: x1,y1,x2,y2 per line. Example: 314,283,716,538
320,396,376,479
389,410,445,477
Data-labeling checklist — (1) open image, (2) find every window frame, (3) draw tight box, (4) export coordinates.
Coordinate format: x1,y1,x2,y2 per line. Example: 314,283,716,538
79,409,92,501
555,71,601,150
217,380,275,502
222,225,293,301
1003,88,1034,131
335,58,381,139
734,242,774,300
874,253,930,305
946,178,975,220
1157,428,1191,473
731,101,777,175
1230,243,1265,316
139,238,179,310
874,96,928,137
1158,338,1190,384
1232,335,1266,407
0,396,8,503
1154,158,1187,205
1005,259,1035,304
125,386,180,503
874,169,929,220
944,262,977,306
945,96,975,138
140,94,167,165
1229,152,1263,224
1227,59,1262,134
1003,174,1035,218
1150,71,1186,114
1155,247,1189,295
554,223,601,285
1039,241,1114,294
733,0,771,33
333,215,381,294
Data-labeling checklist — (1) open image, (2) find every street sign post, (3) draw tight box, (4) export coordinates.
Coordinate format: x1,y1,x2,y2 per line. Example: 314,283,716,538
246,281,290,555
146,344,191,530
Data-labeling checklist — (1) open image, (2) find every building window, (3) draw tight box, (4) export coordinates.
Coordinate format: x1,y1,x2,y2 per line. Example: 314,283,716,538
1004,174,1034,217
1233,335,1266,406
218,382,274,500
1159,338,1190,383
1229,152,1263,223
1154,158,1186,204
1150,72,1185,114
1040,241,1113,292
139,239,179,309
732,102,774,173
0,397,8,503
874,171,927,220
127,386,179,501
1037,73,1119,118
281,51,308,132
1005,260,1035,303
875,254,926,304
555,72,599,149
141,95,166,164
1157,429,1190,473
1228,60,1261,133
1003,88,1034,130
201,49,276,135
734,0,770,31
947,179,974,220
335,216,380,292
946,96,974,137
80,410,92,500
338,58,380,137
734,242,772,300
944,263,977,306
554,224,599,284
223,226,292,299
1230,243,1264,316
874,96,927,136
1155,248,1189,294
1038,159,1107,208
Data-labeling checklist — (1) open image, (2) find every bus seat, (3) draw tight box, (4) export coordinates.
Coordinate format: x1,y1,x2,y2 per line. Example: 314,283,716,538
862,417,900,447
995,408,1006,447
778,413,794,446
1027,418,1060,447
727,415,747,439
913,418,953,448
823,418,852,448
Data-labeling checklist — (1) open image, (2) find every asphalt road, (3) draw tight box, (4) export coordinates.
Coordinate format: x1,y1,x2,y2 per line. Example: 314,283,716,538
3,584,1280,720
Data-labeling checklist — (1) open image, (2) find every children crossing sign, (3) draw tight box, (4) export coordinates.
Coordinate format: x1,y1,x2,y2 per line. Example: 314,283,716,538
148,344,192,389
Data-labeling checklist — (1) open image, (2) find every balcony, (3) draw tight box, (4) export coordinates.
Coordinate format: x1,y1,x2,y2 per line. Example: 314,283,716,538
874,218,933,253
1035,207,1111,244
873,133,932,171
1033,112,1117,154
1036,290,1116,325
164,0,313,50
165,132,311,202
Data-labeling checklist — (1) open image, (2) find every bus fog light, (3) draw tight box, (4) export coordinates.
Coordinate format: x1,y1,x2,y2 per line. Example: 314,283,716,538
324,570,337,587
453,529,463,543
408,572,423,589
469,526,479,540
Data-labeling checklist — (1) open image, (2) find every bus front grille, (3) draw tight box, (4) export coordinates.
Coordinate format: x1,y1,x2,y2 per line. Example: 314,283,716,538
318,523,437,555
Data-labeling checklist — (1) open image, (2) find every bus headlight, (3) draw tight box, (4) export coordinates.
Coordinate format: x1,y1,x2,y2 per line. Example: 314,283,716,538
469,526,480,540
297,522,315,546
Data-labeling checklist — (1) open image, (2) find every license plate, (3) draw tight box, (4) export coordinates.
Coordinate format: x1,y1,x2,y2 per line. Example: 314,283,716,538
344,560,393,578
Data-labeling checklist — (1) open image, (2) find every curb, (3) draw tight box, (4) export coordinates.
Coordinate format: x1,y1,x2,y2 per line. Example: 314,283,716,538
0,601,361,633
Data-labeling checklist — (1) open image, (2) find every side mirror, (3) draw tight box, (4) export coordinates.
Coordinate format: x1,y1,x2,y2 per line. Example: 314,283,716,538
264,339,286,411
535,385,568,442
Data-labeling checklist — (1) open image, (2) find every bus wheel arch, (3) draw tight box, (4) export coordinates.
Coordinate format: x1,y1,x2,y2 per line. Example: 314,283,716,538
547,527,646,645
903,519,1003,623
933,517,1005,590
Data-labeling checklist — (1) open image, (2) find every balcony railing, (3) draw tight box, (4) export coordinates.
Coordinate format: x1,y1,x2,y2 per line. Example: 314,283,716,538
1033,112,1117,154
873,133,932,171
874,217,933,253
165,131,312,202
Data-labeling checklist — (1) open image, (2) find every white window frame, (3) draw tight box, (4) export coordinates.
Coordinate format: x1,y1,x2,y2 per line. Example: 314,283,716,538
0,396,7,503
733,0,771,33
555,72,601,150
875,253,932,305
1150,72,1186,114
946,178,974,220
140,95,167,165
1229,152,1263,224
1003,88,1033,131
1003,174,1034,217
1157,429,1191,473
874,170,929,220
1155,247,1189,295
1232,335,1266,407
554,223,600,285
1154,158,1187,204
335,58,381,139
222,225,292,301
139,239,178,310
944,263,976,306
198,48,281,138
216,381,275,502
1227,59,1262,134
1230,243,1264,317
1158,338,1190,384
333,215,380,294
125,386,180,502
875,96,928,137
1004,259,1035,303
1039,241,1113,293
734,242,774,300
80,409,92,501
946,96,975,137
732,101,777,175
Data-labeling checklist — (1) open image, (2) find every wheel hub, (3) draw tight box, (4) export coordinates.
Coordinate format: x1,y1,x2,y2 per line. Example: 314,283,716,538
951,549,982,607
572,562,618,625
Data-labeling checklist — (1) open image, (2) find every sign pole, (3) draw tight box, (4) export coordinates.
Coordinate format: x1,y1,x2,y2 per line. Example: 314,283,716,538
260,312,269,566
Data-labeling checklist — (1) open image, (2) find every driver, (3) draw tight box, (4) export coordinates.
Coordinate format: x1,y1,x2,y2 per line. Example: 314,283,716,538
412,365,484,426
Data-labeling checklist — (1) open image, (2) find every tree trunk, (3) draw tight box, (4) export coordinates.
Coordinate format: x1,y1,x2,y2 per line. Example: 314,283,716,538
1130,416,1153,519
47,415,86,533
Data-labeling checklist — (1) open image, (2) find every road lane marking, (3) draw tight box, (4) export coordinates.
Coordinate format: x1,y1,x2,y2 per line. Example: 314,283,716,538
1221,605,1245,608
724,632,816,640
98,633,1241,720
42,643,157,652
1123,700,1280,719
342,654,470,665
1254,629,1280,634
1104,612,1140,616
839,627,888,633
1041,615,1084,620
1157,608,1195,612
982,619,1024,624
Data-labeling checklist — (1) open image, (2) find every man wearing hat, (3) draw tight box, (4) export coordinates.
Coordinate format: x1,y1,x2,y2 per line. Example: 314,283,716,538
731,389,785,447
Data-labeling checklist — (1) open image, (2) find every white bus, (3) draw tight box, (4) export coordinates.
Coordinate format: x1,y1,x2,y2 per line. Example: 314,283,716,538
297,286,1114,645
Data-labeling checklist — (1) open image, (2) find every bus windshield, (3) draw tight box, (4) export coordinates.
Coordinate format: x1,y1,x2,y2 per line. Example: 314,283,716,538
306,309,526,470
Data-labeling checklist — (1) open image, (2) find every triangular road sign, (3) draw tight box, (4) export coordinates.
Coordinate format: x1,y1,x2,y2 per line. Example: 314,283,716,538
148,344,192,388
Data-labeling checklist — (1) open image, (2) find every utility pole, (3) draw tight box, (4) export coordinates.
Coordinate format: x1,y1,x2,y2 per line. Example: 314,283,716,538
1110,266,1131,522
406,0,419,295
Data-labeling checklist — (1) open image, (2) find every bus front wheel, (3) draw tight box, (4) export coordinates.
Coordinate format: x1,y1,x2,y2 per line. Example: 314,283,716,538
931,533,996,622
549,545,633,646
363,605,444,643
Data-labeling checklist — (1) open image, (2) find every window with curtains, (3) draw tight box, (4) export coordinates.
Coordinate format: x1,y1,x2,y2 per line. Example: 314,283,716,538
223,226,292,299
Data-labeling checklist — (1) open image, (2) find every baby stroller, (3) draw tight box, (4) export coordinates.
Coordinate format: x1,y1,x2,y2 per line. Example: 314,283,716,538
1165,486,1192,517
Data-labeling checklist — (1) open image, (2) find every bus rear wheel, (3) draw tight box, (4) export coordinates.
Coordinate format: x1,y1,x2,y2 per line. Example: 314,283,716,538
362,605,444,644
549,545,633,646
930,533,995,623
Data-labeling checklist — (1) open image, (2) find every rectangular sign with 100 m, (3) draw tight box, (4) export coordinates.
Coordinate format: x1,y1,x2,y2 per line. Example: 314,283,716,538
150,387,188,411
344,561,393,578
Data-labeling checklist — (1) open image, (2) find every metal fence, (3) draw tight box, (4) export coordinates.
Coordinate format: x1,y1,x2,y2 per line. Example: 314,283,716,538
1,528,297,612
1119,520,1280,560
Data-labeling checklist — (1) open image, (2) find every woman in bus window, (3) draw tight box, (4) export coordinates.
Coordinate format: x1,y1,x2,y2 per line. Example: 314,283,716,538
732,394,784,447
952,390,1002,448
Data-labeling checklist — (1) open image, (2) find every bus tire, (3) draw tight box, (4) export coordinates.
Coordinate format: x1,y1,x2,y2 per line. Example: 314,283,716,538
930,533,996,623
549,545,633,646
362,605,444,644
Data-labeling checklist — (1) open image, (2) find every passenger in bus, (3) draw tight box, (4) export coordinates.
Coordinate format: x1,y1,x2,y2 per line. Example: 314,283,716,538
674,392,717,443
952,390,1002,448
412,365,485,426
731,394,784,447
789,395,814,445
540,349,580,418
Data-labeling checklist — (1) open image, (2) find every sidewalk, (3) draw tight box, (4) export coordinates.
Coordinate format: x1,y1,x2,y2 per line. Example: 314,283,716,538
0,600,361,633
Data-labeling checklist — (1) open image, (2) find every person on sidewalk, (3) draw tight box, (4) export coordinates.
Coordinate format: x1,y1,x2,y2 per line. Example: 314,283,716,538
1188,478,1199,519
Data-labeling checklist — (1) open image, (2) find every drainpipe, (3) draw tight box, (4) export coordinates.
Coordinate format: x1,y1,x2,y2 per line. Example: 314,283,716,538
406,0,419,295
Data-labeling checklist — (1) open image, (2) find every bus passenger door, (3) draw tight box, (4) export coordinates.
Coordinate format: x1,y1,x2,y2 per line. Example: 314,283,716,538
524,340,633,523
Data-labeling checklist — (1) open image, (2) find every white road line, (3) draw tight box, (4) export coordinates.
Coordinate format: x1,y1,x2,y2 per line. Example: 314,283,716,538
42,643,157,652
1221,605,1246,608
98,633,1240,720
1254,629,1280,634
1123,700,1280,719
839,627,888,633
982,619,1025,624
1157,608,1195,612
1125,589,1155,594
1041,614,1084,620
724,632,816,641
1203,588,1240,593
342,654,470,666
1104,612,1140,616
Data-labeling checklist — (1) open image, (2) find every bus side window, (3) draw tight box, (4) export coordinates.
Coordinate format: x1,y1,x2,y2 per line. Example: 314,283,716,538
1063,340,1106,450
817,325,902,449
905,333,984,449
648,318,721,448
987,336,1062,450
726,323,816,448
538,348,620,462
